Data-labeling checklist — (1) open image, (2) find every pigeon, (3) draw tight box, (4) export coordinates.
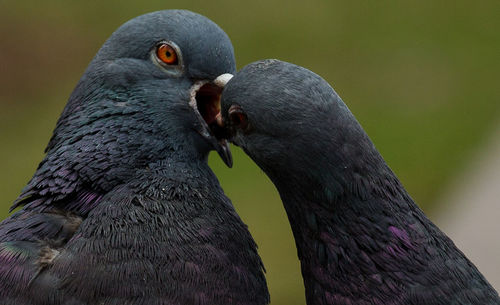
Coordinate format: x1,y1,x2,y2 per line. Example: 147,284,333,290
218,59,500,305
0,10,269,305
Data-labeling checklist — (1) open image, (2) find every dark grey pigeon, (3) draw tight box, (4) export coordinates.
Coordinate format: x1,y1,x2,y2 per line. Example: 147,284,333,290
0,10,269,305
218,59,500,305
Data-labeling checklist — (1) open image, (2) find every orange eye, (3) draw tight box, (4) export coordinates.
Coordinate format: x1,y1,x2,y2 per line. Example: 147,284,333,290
156,43,178,65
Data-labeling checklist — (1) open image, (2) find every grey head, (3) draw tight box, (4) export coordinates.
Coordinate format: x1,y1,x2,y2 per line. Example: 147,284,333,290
15,10,235,210
220,59,383,188
58,9,235,164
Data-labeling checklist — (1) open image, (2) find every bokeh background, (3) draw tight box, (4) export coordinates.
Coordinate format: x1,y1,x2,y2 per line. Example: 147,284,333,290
1,1,499,304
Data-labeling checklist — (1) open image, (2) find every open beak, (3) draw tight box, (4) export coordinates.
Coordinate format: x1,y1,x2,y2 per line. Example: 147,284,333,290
189,73,234,167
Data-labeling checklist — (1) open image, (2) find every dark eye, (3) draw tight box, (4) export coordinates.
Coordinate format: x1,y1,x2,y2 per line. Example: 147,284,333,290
228,105,249,130
156,43,178,65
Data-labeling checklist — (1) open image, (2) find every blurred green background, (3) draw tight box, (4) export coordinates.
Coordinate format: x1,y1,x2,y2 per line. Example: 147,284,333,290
0,1,499,304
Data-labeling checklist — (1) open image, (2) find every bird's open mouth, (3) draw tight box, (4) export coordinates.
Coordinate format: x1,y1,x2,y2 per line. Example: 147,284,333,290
189,73,233,167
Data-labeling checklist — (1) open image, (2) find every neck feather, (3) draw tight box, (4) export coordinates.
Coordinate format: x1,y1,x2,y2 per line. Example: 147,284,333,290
269,153,425,304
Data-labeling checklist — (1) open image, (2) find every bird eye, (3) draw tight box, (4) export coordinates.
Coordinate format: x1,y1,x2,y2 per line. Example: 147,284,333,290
156,43,178,65
228,105,249,131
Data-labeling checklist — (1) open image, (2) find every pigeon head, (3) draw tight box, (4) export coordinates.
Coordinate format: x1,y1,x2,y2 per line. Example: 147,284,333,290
15,10,235,211
94,9,235,80
220,60,384,189
54,9,235,165
220,60,500,305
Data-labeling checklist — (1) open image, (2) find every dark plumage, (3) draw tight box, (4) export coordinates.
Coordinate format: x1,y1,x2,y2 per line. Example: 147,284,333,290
219,59,500,305
0,10,269,305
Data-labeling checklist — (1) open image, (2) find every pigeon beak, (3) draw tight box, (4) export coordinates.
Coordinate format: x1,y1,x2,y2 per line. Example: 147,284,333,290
189,73,234,168
215,138,233,168
212,74,233,167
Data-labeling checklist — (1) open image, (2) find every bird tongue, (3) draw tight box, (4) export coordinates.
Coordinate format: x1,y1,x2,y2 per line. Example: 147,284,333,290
215,112,224,126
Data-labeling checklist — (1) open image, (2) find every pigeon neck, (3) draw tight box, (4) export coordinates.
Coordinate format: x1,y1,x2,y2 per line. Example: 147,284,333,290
271,158,415,304
12,134,211,214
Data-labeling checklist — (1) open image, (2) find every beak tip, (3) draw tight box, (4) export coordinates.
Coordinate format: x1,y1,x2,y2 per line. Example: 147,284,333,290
214,73,234,88
217,139,233,168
